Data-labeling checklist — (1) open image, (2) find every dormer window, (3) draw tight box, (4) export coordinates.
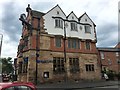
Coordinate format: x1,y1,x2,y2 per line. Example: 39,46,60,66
55,18,63,28
84,25,91,33
70,22,77,31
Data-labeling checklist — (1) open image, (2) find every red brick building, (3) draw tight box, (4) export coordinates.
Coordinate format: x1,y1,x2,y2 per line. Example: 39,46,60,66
97,43,120,74
16,4,101,84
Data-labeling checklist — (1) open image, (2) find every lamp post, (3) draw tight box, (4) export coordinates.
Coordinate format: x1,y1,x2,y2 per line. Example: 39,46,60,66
35,18,40,85
63,20,68,82
0,33,3,82
0,34,3,57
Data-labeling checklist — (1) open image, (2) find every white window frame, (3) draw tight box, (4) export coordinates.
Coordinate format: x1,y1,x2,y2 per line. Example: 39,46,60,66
85,41,91,50
108,59,112,65
84,25,91,33
116,52,119,57
100,52,105,59
70,22,78,31
55,18,63,28
55,37,61,47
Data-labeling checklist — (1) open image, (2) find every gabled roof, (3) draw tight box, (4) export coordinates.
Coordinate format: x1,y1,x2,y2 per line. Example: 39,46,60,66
79,12,96,26
66,11,78,19
46,4,66,17
115,42,120,48
97,47,120,52
31,10,45,18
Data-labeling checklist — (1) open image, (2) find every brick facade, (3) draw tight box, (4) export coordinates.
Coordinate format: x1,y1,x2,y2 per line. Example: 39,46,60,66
16,4,101,84
97,43,120,74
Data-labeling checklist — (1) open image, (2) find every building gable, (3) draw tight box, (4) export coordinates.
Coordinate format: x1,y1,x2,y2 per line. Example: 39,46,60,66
115,42,120,48
45,4,66,19
31,10,45,18
67,11,78,22
79,12,96,26
43,4,66,36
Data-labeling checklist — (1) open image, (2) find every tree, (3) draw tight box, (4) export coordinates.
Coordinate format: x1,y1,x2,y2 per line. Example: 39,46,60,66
0,57,14,74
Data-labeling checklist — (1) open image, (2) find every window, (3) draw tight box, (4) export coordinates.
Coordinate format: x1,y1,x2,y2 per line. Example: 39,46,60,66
18,44,24,52
5,85,32,90
23,57,28,73
55,37,61,47
24,36,28,47
71,22,77,31
72,16,74,19
85,25,91,33
80,26,82,30
57,11,59,15
5,86,14,90
68,38,80,49
85,41,90,50
18,62,23,74
53,57,65,74
116,52,119,57
100,52,105,59
55,18,63,28
85,19,87,21
117,59,120,64
86,64,94,71
69,58,80,73
108,59,112,65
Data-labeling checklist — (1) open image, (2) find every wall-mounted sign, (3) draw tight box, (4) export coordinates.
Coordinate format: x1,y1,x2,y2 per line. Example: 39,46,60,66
36,60,53,63
43,72,49,78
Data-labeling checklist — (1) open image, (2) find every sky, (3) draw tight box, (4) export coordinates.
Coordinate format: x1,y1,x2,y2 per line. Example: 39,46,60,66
0,0,119,60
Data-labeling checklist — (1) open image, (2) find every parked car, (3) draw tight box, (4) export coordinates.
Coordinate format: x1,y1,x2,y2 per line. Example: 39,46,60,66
0,82,36,90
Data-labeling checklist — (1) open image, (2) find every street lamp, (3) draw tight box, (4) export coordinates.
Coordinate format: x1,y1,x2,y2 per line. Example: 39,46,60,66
63,20,68,82
0,33,3,82
64,21,68,62
35,18,40,85
0,34,3,57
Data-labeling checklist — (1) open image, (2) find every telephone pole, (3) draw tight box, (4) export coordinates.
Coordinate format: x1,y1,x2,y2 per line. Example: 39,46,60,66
0,33,3,82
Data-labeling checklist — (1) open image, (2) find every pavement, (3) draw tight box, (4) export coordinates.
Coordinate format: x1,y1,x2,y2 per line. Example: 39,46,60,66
36,80,120,89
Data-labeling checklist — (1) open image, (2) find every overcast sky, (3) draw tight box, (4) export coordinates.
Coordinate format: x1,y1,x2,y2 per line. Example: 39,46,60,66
0,0,119,60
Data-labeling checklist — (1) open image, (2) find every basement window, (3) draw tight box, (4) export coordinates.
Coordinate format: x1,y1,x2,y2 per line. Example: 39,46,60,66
85,64,94,72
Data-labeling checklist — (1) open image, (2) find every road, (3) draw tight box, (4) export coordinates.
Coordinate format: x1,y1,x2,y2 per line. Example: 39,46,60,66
37,80,120,90
66,85,120,90
37,85,120,90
